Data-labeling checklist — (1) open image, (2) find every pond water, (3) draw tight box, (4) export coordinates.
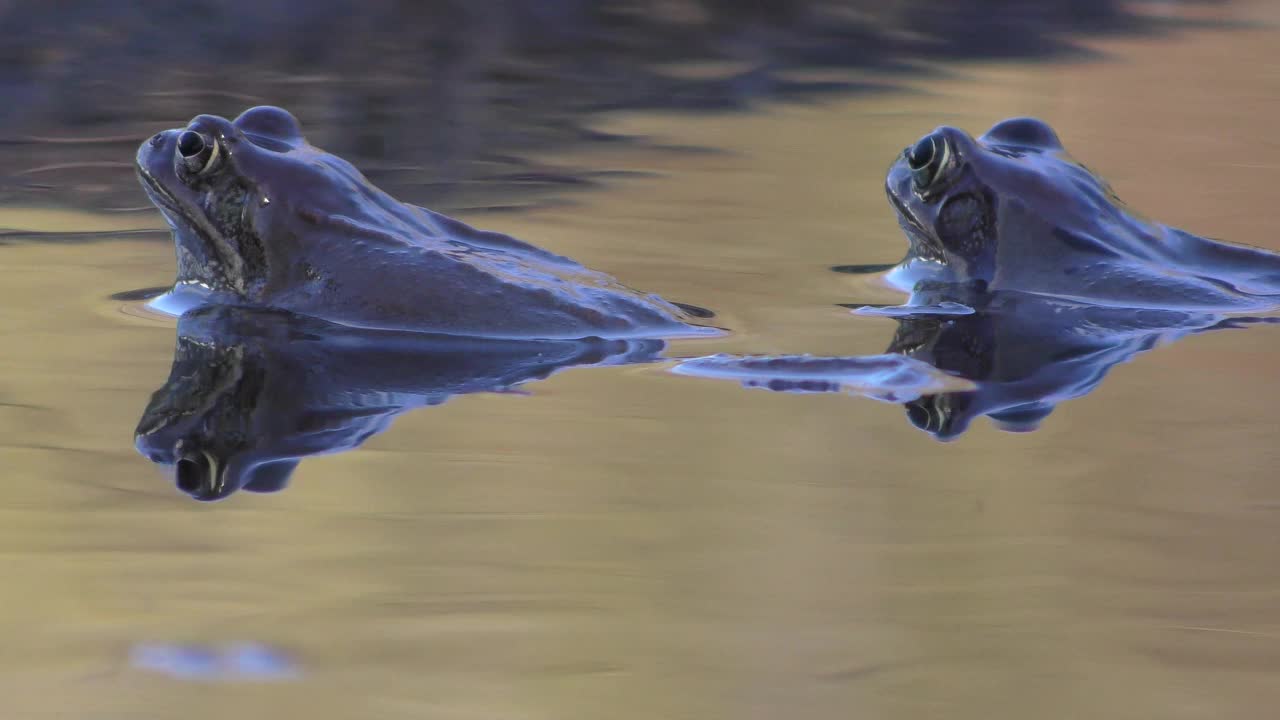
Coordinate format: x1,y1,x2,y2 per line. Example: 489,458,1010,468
2,1,1280,718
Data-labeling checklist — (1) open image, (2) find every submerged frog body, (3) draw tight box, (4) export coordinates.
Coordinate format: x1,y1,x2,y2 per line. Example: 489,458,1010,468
135,106,712,339
135,306,665,501
883,117,1280,310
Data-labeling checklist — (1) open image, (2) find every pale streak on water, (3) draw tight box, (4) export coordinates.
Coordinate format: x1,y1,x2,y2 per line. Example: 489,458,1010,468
2,1,1280,717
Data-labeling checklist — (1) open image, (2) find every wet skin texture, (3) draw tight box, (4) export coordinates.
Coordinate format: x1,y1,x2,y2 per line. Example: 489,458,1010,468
884,117,1280,310
135,306,664,501
136,106,711,340
678,118,1280,438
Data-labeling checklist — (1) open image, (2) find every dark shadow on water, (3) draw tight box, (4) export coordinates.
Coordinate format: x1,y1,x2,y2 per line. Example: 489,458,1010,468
134,306,665,501
830,263,899,275
0,0,1243,219
0,228,168,245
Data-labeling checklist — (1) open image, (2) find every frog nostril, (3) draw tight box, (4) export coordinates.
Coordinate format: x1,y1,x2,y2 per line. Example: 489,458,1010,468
149,133,164,148
177,130,205,158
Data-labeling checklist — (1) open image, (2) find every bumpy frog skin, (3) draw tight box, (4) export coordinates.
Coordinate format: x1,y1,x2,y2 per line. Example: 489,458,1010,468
136,106,712,339
884,117,1280,310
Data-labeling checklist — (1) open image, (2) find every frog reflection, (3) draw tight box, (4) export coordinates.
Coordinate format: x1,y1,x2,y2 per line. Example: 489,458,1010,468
882,294,1272,439
676,291,1274,439
135,306,663,501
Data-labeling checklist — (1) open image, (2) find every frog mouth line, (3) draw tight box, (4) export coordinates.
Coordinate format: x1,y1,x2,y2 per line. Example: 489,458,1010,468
886,182,947,260
136,164,249,293
136,165,219,241
886,184,928,237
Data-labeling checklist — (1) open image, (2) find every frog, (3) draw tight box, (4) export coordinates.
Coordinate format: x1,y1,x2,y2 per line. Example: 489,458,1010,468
134,305,665,501
135,105,715,339
674,118,1280,438
877,117,1280,311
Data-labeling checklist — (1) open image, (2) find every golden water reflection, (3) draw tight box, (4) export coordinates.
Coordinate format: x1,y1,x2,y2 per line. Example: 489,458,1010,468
2,1,1280,717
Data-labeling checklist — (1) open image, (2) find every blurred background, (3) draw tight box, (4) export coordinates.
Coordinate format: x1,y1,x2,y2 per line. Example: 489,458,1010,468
0,0,1228,214
3,1,1280,719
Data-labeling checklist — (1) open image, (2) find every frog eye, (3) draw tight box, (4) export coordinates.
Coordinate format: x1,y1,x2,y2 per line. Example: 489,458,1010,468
906,133,952,190
176,130,221,175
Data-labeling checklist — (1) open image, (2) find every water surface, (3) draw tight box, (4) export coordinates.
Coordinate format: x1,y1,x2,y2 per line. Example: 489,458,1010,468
2,1,1280,717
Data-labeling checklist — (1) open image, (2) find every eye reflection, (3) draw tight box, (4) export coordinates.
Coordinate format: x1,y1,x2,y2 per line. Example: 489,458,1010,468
174,452,213,495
